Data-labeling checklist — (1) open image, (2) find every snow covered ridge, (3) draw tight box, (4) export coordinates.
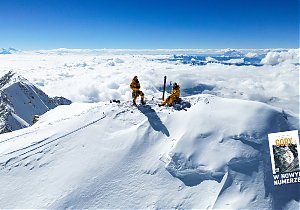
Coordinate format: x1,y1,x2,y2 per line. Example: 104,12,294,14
0,95,298,208
0,71,71,134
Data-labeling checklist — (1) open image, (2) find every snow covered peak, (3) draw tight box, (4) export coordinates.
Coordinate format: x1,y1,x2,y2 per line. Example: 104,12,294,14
0,71,71,134
0,71,14,88
0,71,29,89
0,48,18,54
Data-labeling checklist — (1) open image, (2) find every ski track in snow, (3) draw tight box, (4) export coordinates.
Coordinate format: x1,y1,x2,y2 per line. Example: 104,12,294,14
0,114,106,170
0,100,146,171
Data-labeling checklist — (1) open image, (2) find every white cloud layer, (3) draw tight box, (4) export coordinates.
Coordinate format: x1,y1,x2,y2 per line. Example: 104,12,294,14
0,49,298,115
261,49,299,65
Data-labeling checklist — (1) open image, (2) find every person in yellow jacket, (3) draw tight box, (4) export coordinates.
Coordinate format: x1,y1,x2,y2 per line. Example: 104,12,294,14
159,82,180,106
130,76,145,105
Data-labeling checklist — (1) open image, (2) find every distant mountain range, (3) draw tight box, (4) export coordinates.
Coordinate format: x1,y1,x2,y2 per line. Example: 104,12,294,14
0,48,18,54
0,71,71,134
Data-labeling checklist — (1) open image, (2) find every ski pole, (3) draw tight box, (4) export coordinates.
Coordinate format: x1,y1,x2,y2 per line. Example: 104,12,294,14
162,76,167,100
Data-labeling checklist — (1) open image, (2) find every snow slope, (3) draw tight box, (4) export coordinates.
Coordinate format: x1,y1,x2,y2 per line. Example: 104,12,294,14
0,71,71,134
0,95,298,209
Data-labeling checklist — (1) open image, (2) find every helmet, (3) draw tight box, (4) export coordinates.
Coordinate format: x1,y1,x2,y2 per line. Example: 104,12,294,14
133,76,138,81
173,82,178,88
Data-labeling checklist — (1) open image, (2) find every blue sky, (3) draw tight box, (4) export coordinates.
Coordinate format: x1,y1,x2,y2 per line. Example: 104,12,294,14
0,0,298,49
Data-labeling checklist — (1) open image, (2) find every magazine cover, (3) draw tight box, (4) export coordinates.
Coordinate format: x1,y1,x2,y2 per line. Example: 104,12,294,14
268,130,300,174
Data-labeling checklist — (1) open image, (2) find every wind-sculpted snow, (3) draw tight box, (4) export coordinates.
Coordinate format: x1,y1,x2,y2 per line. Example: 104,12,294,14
0,95,298,209
163,96,297,209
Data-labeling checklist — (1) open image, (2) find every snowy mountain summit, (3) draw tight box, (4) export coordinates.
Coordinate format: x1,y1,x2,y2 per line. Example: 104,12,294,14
0,93,298,209
0,71,71,134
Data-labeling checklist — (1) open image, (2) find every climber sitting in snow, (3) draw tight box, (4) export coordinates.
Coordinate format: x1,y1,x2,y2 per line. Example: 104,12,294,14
130,76,145,105
159,82,180,107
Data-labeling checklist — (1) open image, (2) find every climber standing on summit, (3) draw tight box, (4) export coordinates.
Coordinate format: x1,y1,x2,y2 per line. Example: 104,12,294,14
130,76,145,106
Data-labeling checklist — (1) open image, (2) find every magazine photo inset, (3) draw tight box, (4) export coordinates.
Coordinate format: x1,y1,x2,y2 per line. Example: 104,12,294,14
268,130,300,174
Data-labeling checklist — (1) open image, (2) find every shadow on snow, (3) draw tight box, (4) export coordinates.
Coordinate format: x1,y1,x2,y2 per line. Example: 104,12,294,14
138,105,170,137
